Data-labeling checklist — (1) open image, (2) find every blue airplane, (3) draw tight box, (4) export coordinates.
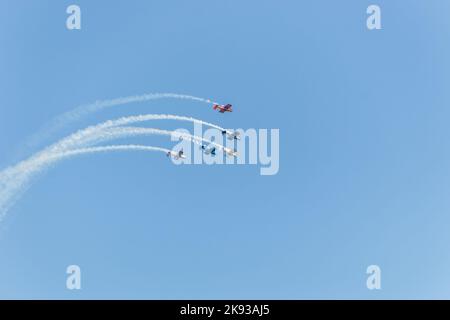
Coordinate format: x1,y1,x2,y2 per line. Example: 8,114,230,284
200,144,216,156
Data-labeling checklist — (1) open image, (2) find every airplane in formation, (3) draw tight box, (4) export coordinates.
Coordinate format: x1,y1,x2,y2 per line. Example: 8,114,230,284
170,102,238,159
200,144,238,158
201,144,216,156
222,130,240,140
213,103,232,113
166,149,186,160
213,103,240,139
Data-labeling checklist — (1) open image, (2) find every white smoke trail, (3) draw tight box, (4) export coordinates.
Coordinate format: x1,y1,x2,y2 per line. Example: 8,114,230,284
48,145,172,161
56,93,218,124
27,93,219,148
0,144,174,218
64,114,227,150
81,127,227,151
105,114,224,131
0,125,225,221
43,114,225,154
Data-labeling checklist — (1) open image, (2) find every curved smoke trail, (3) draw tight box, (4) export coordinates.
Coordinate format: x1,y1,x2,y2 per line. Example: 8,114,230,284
104,114,224,131
81,127,228,151
46,145,172,162
28,93,219,148
66,114,227,150
43,114,225,155
55,93,218,125
0,125,225,221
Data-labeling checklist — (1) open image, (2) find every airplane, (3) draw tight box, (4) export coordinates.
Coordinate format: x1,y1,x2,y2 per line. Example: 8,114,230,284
222,130,240,140
200,144,216,156
213,103,232,113
224,147,238,157
166,149,186,160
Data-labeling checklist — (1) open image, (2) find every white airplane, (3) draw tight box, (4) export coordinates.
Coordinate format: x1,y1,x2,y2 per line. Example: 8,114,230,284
222,130,241,140
224,147,238,157
166,149,186,160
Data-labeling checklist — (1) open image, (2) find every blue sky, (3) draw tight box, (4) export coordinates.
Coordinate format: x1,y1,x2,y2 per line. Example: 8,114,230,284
1,0,450,299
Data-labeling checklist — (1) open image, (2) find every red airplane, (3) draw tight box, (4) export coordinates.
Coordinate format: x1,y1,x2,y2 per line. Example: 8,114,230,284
213,103,232,113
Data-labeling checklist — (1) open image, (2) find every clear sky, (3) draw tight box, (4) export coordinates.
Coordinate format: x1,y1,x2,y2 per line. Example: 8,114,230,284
1,0,450,299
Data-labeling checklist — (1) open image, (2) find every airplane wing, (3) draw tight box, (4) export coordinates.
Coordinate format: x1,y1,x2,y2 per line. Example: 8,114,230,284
224,148,238,157
201,144,217,155
222,130,240,140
